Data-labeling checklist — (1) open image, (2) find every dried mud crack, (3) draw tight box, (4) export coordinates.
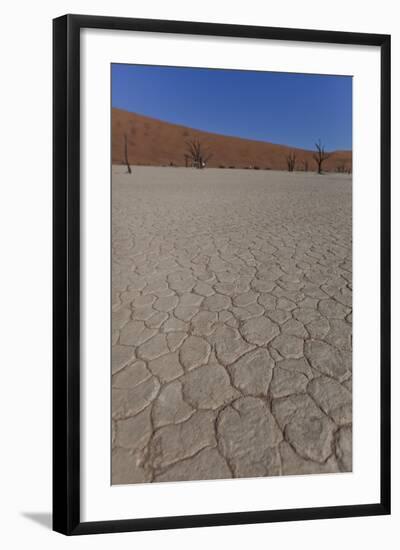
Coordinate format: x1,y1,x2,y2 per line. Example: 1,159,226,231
111,166,352,485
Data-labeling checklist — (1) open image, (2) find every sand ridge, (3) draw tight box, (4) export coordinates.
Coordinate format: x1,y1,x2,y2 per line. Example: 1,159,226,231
112,108,352,172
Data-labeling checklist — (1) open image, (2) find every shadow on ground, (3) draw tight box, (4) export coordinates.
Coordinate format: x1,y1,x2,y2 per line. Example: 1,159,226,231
22,512,52,530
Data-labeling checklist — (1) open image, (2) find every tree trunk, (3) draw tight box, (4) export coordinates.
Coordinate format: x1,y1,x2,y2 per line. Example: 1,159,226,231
124,134,131,174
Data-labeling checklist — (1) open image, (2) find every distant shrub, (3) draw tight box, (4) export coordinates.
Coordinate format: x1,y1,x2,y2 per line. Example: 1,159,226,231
335,163,347,173
253,166,260,170
219,165,226,169
229,166,235,169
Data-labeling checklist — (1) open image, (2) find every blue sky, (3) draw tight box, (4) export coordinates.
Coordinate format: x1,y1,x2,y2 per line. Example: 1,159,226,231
112,64,352,151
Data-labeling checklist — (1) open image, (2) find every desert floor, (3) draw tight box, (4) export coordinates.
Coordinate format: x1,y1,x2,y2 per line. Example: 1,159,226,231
111,166,352,484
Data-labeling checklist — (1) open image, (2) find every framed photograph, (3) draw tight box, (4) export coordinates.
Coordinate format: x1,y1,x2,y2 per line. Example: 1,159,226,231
53,14,390,535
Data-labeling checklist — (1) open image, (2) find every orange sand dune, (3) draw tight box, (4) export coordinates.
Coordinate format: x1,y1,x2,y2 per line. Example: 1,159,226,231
112,108,352,172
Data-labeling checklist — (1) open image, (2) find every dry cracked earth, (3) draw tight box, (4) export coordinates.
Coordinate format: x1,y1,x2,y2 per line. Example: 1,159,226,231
111,166,352,485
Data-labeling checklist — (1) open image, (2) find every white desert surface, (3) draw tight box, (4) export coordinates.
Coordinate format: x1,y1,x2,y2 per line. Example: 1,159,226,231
112,166,352,484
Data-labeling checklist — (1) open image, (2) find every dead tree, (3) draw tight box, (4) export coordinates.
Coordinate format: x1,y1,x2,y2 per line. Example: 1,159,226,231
185,139,212,169
286,151,296,172
302,159,309,172
124,133,132,174
313,139,330,174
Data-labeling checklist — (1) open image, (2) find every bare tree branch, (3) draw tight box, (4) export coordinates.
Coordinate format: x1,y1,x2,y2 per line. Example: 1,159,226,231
286,151,296,172
313,139,330,174
185,139,212,169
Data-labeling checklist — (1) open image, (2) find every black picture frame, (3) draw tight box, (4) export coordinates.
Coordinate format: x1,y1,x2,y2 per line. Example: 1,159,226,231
53,14,391,535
